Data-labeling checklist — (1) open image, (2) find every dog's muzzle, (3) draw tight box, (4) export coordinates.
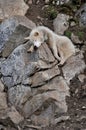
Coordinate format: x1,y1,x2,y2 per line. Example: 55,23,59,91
34,46,38,50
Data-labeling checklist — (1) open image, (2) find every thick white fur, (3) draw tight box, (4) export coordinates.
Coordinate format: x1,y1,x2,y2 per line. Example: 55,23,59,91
25,26,75,65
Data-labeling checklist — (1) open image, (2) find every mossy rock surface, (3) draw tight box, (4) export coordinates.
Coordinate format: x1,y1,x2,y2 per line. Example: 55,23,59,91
45,5,57,20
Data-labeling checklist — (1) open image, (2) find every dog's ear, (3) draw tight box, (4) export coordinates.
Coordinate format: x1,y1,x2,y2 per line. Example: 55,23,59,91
24,36,30,40
34,32,39,36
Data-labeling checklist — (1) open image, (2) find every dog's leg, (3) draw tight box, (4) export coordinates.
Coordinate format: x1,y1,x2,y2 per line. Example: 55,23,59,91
58,59,66,66
58,50,66,65
27,45,34,53
52,45,61,61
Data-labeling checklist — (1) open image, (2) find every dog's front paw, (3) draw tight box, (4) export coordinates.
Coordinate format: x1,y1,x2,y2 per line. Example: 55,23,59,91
27,46,34,53
58,60,65,66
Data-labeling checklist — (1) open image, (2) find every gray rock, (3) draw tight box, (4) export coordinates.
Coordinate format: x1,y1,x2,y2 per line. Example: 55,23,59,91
53,13,69,35
26,0,33,4
56,0,70,5
1,43,56,88
8,85,32,108
0,106,23,126
23,76,69,119
37,43,55,63
0,0,29,21
0,41,60,112
37,76,69,94
7,106,24,124
62,52,86,84
45,0,70,5
78,74,86,83
0,92,8,110
54,116,70,124
0,31,70,127
0,125,5,130
0,80,4,92
71,33,83,44
80,12,86,27
0,15,36,55
1,45,38,88
75,3,86,27
31,105,54,127
31,65,60,87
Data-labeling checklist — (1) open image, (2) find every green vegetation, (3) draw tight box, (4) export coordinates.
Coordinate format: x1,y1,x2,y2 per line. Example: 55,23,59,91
64,30,72,38
77,31,84,40
72,0,81,5
45,6,57,20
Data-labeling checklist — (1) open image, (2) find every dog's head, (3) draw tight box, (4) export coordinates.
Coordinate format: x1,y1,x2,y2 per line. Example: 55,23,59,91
25,29,47,48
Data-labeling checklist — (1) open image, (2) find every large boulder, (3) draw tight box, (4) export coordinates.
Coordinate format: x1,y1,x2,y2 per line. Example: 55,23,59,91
62,52,86,84
0,15,36,57
23,76,69,125
1,15,85,128
0,106,24,126
45,0,70,5
1,43,56,88
0,0,29,21
0,40,70,126
0,92,7,110
0,79,7,111
75,3,86,28
53,13,69,35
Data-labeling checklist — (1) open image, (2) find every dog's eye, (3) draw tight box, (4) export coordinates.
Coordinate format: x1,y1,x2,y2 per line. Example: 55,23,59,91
34,32,39,36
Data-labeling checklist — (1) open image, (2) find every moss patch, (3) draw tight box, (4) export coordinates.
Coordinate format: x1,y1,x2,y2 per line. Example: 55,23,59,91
77,31,84,40
45,5,57,20
64,30,72,38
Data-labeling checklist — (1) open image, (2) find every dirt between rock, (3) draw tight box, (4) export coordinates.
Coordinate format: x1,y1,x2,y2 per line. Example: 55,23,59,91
24,1,86,130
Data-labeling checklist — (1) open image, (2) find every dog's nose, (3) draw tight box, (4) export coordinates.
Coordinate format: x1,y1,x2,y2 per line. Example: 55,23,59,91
34,46,38,50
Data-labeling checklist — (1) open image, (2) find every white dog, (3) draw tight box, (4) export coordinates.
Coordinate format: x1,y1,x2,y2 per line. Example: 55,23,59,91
25,26,75,65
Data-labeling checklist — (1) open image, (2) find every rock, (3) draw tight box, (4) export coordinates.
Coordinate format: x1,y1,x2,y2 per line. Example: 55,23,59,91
37,43,55,63
56,0,70,5
7,106,24,124
8,85,32,108
70,21,76,27
0,125,5,130
62,52,86,84
27,0,33,4
78,74,86,83
0,15,36,56
71,33,83,44
31,65,60,87
53,13,69,35
1,45,38,88
0,80,4,92
45,0,70,5
45,0,49,4
1,41,59,113
75,3,86,27
54,116,70,124
0,58,6,67
31,105,54,126
0,107,23,126
23,76,69,120
0,0,29,21
81,41,86,52
0,92,7,110
37,76,69,94
0,24,70,127
23,91,67,118
80,12,86,27
1,43,55,88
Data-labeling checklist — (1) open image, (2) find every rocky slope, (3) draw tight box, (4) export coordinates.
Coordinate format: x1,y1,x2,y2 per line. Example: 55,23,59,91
0,0,86,130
